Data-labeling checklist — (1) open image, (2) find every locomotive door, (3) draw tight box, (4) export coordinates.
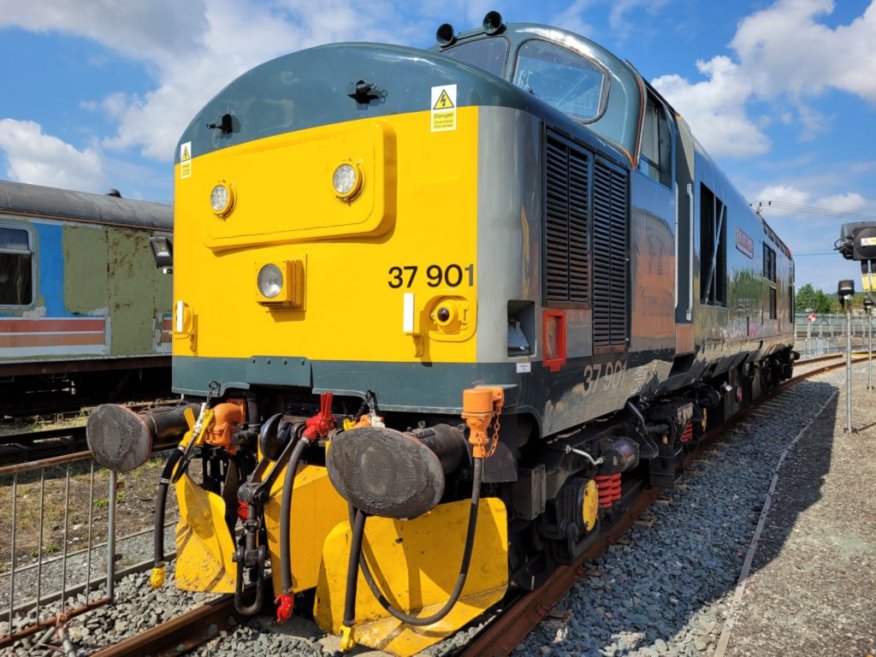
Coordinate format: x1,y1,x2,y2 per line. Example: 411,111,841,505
674,117,696,354
634,89,679,354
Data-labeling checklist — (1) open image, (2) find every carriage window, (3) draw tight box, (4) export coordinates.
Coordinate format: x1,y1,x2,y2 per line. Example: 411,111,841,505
640,93,672,186
0,226,33,306
440,38,509,78
513,40,607,123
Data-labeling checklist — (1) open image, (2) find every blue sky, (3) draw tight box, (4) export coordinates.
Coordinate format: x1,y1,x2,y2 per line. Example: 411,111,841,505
1,0,875,293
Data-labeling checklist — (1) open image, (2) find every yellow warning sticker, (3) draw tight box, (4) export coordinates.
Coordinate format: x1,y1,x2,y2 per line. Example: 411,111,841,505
434,90,454,109
180,141,192,179
431,84,457,132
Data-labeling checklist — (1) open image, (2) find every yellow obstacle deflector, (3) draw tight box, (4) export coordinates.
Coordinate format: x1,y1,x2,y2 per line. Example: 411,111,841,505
314,497,509,657
174,472,237,592
264,464,349,593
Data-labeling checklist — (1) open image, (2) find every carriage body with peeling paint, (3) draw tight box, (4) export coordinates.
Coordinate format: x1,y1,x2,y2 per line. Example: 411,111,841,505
0,180,173,414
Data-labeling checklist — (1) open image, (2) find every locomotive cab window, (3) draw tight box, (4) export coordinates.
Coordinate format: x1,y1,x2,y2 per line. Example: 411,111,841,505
440,37,509,78
513,40,607,123
0,226,34,306
640,92,672,187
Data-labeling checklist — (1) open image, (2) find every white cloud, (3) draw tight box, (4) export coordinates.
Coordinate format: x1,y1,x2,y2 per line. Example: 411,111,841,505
796,104,830,141
731,0,876,103
819,192,868,214
0,119,104,191
654,56,770,158
0,0,207,62
754,184,867,218
654,0,876,158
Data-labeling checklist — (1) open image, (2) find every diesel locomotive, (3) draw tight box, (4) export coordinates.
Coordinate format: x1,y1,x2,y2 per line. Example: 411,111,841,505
87,12,795,656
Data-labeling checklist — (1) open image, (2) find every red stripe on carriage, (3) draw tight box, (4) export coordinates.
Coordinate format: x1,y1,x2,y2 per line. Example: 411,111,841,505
0,318,107,333
0,332,106,348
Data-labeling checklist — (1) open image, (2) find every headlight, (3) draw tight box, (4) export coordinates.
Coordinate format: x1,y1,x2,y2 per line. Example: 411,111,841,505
257,264,284,299
210,182,234,216
332,163,362,199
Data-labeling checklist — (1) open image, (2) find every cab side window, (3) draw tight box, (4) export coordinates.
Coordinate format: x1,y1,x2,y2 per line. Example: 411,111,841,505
0,226,34,306
640,92,672,187
513,40,607,123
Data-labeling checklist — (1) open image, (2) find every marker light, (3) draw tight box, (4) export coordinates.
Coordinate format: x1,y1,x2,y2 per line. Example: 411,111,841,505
332,163,362,199
257,264,284,299
210,182,234,216
149,236,173,271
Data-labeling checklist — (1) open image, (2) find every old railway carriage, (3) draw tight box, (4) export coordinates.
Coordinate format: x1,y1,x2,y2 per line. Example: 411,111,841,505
87,13,794,657
0,180,173,413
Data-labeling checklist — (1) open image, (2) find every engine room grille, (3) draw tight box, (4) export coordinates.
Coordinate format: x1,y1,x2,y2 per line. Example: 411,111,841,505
592,159,629,347
544,134,591,303
542,130,629,348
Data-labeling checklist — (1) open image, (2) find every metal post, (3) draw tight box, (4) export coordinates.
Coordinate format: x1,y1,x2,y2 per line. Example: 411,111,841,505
36,469,45,622
806,317,812,357
8,474,17,630
61,466,71,613
106,469,117,601
86,462,95,602
846,305,853,433
868,309,873,390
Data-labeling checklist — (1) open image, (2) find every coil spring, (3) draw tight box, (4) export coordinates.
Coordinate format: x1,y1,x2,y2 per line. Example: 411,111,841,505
680,421,693,443
595,472,622,509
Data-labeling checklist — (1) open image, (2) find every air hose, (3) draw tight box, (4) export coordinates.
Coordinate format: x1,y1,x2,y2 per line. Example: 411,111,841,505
276,432,308,621
342,508,367,631
149,447,185,588
343,456,484,628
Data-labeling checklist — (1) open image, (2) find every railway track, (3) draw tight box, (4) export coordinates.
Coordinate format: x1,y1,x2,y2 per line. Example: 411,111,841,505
88,597,249,657
794,353,870,381
79,355,860,657
0,424,87,464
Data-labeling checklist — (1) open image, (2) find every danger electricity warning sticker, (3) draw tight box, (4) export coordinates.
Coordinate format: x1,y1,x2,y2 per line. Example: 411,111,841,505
431,84,457,132
180,142,192,179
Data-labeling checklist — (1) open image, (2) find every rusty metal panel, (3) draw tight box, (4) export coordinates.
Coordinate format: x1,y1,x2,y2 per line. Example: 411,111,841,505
106,229,168,356
63,224,108,314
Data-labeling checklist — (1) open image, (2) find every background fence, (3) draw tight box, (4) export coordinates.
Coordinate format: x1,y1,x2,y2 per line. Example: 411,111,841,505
0,449,176,648
794,312,876,358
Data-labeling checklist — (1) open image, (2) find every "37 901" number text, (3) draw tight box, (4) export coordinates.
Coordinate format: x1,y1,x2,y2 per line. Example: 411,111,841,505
387,264,474,289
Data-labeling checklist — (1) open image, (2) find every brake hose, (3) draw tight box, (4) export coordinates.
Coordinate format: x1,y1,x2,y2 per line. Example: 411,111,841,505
344,456,484,627
149,447,185,588
276,432,308,620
